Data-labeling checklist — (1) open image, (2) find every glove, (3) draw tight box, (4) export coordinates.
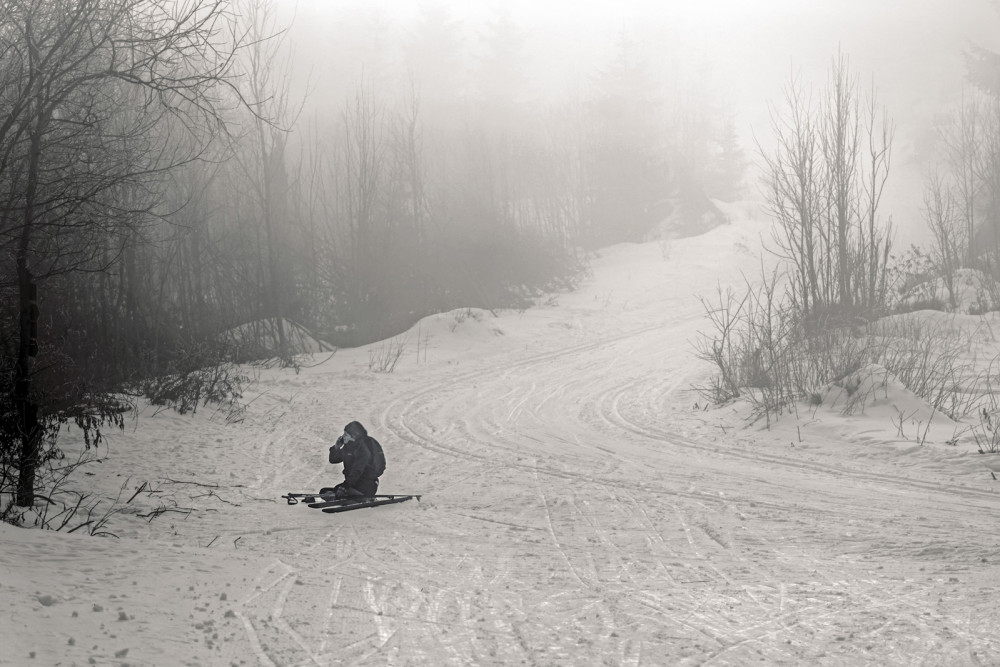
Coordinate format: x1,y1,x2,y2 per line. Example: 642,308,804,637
329,438,345,464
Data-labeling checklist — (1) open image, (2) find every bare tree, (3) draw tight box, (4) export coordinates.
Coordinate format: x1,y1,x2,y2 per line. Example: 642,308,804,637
0,0,246,507
342,82,387,322
941,93,987,262
761,53,894,324
760,75,826,315
820,52,862,306
923,172,964,309
385,87,429,296
856,78,894,310
232,0,301,360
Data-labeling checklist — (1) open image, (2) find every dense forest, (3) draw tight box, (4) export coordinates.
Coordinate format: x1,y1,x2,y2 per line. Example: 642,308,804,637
0,0,741,507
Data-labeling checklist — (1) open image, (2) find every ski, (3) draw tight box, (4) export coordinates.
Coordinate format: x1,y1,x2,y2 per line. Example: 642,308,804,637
307,497,364,509
283,492,421,507
309,494,421,510
282,492,337,505
321,495,419,513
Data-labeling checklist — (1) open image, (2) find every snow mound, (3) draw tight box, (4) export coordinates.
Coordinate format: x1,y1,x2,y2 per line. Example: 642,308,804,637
815,363,960,443
820,364,913,415
406,308,505,348
220,318,334,357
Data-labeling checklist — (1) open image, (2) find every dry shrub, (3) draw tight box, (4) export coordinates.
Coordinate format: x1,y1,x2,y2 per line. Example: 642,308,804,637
696,274,985,425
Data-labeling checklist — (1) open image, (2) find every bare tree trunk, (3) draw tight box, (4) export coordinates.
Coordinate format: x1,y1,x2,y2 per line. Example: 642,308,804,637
14,263,40,507
761,76,824,316
14,92,44,507
236,0,302,358
344,83,386,323
259,126,288,356
821,52,860,308
860,87,894,309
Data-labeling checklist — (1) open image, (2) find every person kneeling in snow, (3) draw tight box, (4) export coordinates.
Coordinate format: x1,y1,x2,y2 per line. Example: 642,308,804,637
322,421,386,499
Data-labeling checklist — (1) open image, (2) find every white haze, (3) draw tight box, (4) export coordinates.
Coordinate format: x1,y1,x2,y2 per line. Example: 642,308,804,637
6,4,1000,664
281,0,999,245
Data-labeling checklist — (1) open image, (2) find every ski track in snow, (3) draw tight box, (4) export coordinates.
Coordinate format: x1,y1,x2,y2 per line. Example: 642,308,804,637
6,223,1000,666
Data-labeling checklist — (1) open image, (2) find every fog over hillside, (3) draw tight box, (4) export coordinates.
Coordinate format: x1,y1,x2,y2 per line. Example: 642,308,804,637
282,0,999,244
6,4,1000,665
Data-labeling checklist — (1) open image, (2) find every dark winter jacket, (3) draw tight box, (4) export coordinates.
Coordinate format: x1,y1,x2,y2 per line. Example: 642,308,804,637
329,421,384,492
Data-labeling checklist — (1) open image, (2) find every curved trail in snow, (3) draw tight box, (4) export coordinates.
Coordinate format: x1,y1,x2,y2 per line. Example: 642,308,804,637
225,230,1000,667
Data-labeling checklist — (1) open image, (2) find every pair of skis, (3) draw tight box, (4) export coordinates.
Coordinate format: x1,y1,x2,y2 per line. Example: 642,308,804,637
281,492,421,514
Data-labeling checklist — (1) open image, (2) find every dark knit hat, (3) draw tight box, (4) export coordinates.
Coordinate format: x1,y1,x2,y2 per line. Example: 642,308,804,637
344,421,368,439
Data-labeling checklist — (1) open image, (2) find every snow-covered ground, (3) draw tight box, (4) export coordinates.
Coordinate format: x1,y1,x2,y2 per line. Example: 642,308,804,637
3,202,1000,666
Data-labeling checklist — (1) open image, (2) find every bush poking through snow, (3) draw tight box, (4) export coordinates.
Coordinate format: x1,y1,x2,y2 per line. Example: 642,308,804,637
973,408,1000,454
695,274,987,425
1,454,133,535
135,363,252,417
127,338,255,418
368,335,407,373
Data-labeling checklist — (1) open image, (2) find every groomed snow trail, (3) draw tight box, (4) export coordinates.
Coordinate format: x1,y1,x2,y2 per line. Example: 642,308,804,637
5,218,999,666
222,224,1000,666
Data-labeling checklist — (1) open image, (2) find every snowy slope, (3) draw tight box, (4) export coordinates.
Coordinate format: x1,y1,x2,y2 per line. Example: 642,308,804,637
3,203,1000,666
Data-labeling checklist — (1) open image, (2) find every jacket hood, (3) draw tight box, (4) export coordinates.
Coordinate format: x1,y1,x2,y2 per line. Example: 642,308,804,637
344,421,368,439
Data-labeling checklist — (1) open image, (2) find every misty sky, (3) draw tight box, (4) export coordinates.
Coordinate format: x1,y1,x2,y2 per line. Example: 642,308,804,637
287,0,996,131
283,0,1000,243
